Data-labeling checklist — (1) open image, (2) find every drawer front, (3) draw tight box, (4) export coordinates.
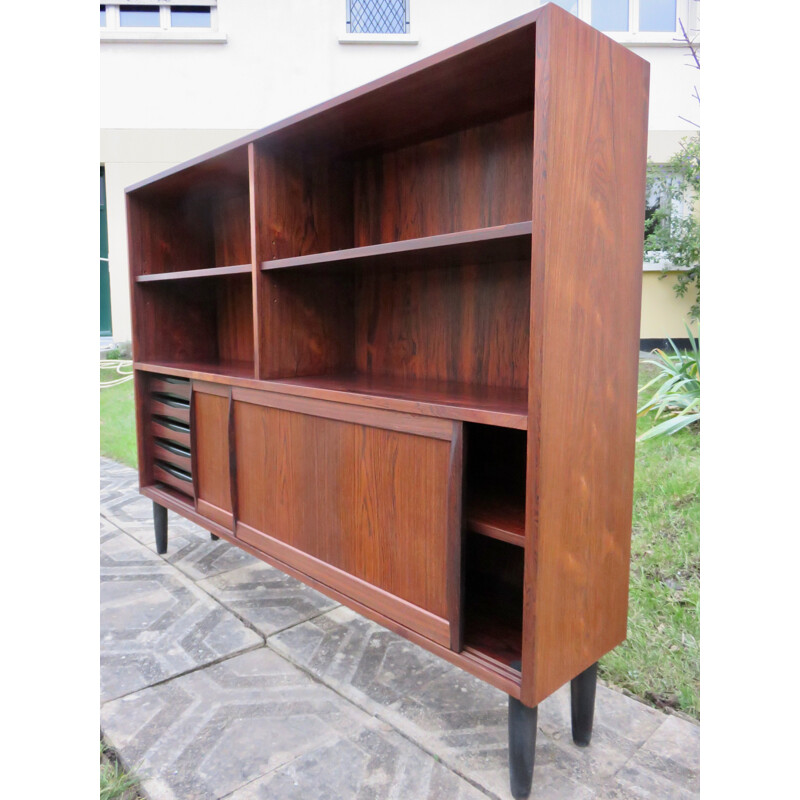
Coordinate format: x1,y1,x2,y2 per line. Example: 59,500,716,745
231,389,462,648
144,374,193,501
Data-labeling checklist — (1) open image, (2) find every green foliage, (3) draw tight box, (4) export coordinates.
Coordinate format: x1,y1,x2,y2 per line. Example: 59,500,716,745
100,367,138,467
100,740,142,800
644,135,700,321
600,361,699,718
637,327,700,441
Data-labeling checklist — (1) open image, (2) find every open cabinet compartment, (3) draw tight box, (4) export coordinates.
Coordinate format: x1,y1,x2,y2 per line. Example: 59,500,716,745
461,423,527,671
133,273,255,377
127,147,251,276
256,246,531,412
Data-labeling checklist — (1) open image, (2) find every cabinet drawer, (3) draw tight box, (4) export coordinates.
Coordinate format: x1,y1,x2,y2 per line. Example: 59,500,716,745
150,395,191,425
148,377,191,401
152,439,192,474
231,389,462,649
150,418,191,449
153,461,195,498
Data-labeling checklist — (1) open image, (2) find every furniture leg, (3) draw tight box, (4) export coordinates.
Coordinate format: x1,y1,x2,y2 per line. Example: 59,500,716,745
210,534,219,541
570,661,598,747
153,501,168,555
508,693,538,799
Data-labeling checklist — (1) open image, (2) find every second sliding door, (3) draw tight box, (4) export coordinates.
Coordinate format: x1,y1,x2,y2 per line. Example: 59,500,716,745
231,389,463,649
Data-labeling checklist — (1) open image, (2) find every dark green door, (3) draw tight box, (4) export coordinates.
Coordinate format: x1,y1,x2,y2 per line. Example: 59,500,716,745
100,167,112,337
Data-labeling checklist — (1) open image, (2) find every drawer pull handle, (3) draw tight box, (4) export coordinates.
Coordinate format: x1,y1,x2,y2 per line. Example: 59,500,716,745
155,438,191,458
155,460,192,482
152,393,190,409
153,415,190,434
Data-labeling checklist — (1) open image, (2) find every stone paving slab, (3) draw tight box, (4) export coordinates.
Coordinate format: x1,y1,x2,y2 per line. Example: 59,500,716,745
100,518,263,702
198,561,340,637
100,458,699,799
101,649,488,800
269,607,697,800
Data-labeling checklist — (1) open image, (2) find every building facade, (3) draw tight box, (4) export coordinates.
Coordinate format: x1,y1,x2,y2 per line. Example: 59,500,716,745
100,0,700,345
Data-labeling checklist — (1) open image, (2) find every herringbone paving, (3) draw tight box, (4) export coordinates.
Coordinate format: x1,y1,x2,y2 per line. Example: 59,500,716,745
100,457,699,799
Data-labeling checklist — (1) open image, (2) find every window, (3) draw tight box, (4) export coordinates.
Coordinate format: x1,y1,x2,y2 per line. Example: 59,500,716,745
101,1,224,42
347,0,409,34
551,0,693,41
340,0,416,44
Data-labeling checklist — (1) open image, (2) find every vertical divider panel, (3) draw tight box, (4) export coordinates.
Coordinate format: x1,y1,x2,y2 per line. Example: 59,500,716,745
447,421,464,652
228,388,239,536
248,143,262,379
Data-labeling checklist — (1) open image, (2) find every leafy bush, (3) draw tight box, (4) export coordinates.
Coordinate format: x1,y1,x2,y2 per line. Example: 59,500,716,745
637,327,699,441
644,135,700,321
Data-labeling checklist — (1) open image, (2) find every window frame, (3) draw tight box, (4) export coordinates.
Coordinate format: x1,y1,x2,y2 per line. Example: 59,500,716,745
553,0,698,47
339,0,418,46
101,1,227,44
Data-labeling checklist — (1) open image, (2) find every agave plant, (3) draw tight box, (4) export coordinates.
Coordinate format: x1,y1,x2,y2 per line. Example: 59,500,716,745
637,326,699,441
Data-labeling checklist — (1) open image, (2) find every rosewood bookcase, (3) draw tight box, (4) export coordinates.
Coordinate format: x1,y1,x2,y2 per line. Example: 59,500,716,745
126,6,649,797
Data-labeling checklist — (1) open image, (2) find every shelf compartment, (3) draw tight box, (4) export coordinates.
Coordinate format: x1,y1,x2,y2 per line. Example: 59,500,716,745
137,264,251,283
258,238,530,394
133,273,255,377
463,533,524,670
253,109,532,263
261,223,531,273
464,423,527,544
128,147,250,278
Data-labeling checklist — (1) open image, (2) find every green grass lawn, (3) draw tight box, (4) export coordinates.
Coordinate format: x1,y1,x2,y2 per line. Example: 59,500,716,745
100,367,137,468
99,362,699,718
599,362,700,718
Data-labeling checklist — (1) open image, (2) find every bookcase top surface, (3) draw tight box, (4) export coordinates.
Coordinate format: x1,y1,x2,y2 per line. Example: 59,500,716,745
125,5,556,196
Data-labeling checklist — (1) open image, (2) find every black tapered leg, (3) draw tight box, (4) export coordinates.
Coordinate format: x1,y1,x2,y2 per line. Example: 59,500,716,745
570,662,598,747
153,501,168,555
508,694,538,799
210,534,219,541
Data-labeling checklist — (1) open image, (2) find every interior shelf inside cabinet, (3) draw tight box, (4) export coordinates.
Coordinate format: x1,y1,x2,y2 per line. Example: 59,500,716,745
128,147,251,277
134,273,255,377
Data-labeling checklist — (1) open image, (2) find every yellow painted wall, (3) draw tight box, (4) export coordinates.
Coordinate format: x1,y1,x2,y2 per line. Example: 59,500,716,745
640,270,698,340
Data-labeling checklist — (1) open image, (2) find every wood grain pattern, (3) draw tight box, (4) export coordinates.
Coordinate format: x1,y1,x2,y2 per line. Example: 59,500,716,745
233,398,459,625
522,5,650,706
355,257,530,388
193,383,233,529
353,112,532,246
136,363,528,429
127,5,649,712
141,482,522,698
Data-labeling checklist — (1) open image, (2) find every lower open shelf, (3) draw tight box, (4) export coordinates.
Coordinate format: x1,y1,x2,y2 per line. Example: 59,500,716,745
462,532,524,670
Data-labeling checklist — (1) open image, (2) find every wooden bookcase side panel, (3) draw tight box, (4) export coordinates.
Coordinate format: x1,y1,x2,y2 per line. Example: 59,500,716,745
522,6,650,707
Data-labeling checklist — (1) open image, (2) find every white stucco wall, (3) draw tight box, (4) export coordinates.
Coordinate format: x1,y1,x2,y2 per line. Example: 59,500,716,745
100,0,700,342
